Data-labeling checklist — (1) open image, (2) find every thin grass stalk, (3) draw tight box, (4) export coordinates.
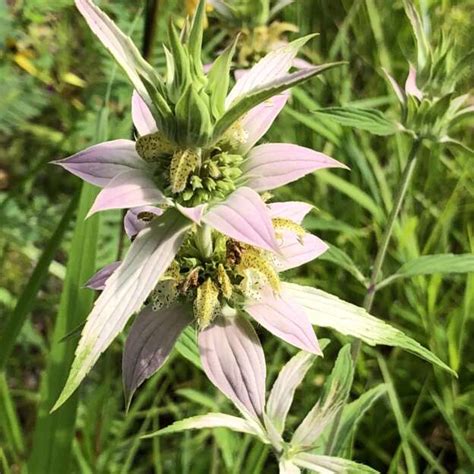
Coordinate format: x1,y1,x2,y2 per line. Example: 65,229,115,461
27,182,101,474
325,139,422,456
0,193,79,370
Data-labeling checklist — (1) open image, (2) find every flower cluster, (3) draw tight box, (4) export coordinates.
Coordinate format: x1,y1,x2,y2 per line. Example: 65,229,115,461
52,0,345,410
53,0,454,426
382,2,472,150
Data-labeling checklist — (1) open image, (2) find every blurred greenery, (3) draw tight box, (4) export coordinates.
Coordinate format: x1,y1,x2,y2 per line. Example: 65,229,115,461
0,0,473,472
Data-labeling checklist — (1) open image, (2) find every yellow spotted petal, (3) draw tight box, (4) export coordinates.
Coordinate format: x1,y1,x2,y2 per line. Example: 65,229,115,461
136,132,176,162
237,248,280,292
170,148,200,193
217,264,233,299
194,278,220,329
272,218,306,237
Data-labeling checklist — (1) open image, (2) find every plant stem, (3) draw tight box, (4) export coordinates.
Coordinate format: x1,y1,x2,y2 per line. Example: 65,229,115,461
326,139,421,455
352,138,421,359
142,0,161,61
195,224,213,259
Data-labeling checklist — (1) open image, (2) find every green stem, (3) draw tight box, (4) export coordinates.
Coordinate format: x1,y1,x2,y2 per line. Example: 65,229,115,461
363,139,422,313
326,139,421,456
142,0,161,61
352,138,421,360
195,224,213,259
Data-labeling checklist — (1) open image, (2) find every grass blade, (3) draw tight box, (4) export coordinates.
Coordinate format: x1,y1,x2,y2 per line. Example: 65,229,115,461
27,183,101,474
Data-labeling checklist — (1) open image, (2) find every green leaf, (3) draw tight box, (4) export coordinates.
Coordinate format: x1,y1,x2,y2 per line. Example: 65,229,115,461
213,62,343,141
187,0,206,69
0,194,78,370
142,413,265,440
175,84,212,145
291,345,354,448
27,183,101,474
328,384,387,456
314,170,384,222
283,283,456,376
403,0,430,69
168,21,191,94
175,326,202,369
206,37,238,119
318,244,367,285
313,106,401,136
377,253,474,290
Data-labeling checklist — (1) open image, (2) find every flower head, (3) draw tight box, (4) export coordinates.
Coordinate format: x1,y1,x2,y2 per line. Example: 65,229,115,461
84,200,328,408
52,0,346,410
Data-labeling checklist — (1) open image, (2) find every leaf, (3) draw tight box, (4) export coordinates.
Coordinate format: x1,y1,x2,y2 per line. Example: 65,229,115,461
27,183,101,474
75,0,159,108
52,210,191,411
283,283,456,376
291,345,353,448
0,194,78,369
314,170,384,222
214,63,342,141
327,384,387,456
142,413,266,440
377,253,474,290
198,314,266,421
313,107,401,136
266,352,317,435
206,37,238,118
175,326,202,369
318,244,367,285
403,0,430,69
292,452,378,474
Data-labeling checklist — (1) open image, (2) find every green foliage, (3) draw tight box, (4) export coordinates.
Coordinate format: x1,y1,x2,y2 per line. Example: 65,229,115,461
0,0,473,473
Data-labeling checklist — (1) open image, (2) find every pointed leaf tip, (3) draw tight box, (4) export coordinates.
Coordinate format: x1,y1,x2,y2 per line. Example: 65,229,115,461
52,211,191,411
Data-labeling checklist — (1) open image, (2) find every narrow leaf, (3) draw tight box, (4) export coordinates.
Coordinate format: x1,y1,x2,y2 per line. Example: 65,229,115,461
266,352,317,435
291,345,353,448
0,194,78,369
142,413,265,439
27,183,101,474
283,283,456,376
53,210,190,410
313,107,401,136
326,384,387,456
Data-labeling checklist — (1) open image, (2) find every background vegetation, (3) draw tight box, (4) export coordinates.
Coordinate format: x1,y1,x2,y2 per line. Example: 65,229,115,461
0,0,472,472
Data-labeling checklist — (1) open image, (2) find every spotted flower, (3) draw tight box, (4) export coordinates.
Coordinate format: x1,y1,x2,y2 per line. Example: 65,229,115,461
84,200,328,407
52,0,345,409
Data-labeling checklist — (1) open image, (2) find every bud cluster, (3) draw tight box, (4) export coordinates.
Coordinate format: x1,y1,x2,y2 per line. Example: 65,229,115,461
135,124,247,205
146,216,306,328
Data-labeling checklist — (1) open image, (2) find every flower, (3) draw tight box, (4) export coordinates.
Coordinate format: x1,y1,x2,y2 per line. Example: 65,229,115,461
52,0,346,410
142,345,379,474
85,200,329,408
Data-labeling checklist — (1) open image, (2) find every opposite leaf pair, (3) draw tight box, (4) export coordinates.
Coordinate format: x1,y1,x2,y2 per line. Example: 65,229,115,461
145,345,379,474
